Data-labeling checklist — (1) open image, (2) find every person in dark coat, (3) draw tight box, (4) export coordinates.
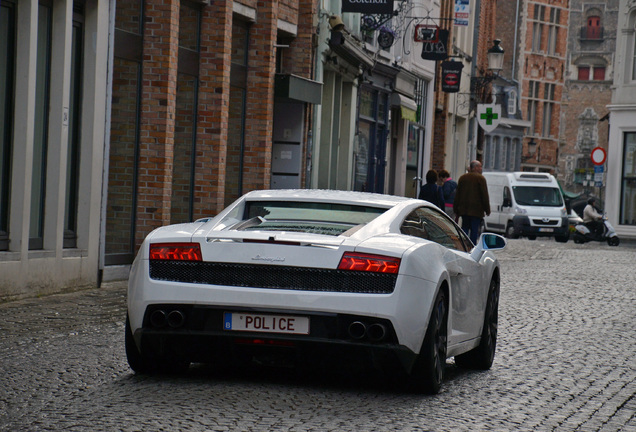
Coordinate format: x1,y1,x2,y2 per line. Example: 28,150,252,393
453,160,490,244
438,169,457,219
418,169,445,210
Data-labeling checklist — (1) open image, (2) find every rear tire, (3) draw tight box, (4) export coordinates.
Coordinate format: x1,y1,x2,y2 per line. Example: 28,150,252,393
455,277,499,370
608,236,620,246
125,315,189,374
408,290,447,394
125,315,151,374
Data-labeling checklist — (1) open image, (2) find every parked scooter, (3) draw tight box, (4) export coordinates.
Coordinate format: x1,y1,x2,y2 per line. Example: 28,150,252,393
573,215,620,246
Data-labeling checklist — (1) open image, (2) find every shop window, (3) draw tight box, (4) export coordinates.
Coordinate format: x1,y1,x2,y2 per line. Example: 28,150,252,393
106,0,144,265
171,2,201,224
0,1,15,251
225,19,250,207
64,8,85,249
30,2,53,250
620,133,636,225
355,87,389,193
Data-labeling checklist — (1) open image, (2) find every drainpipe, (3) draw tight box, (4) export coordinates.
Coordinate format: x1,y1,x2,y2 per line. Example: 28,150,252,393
98,0,116,287
468,0,481,162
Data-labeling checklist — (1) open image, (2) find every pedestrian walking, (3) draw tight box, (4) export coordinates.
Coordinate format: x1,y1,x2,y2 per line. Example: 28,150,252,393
418,169,445,210
438,169,457,219
453,160,490,244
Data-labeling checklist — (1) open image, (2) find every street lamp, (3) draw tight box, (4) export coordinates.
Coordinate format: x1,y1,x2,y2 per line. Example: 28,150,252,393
487,39,505,74
470,39,505,98
470,39,505,161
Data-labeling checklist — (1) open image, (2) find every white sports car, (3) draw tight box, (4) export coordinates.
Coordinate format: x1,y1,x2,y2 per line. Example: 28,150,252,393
126,189,506,393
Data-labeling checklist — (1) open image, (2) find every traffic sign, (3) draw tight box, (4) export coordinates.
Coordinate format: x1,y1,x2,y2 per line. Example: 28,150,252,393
591,147,607,166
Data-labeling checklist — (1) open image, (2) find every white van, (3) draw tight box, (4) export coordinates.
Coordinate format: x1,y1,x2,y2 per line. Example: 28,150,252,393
482,172,569,242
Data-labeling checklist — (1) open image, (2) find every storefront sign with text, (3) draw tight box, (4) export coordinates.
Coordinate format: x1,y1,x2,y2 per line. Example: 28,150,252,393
342,0,394,15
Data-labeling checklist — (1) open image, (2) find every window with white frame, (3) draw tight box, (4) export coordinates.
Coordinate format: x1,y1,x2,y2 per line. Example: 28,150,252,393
0,0,15,251
620,132,636,225
632,29,636,81
30,1,53,250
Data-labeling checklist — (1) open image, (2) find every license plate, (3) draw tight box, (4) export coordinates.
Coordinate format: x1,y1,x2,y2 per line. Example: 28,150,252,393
223,312,310,335
538,228,554,232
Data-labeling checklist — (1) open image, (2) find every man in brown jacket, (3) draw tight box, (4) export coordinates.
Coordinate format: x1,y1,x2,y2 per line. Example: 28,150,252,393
453,160,490,244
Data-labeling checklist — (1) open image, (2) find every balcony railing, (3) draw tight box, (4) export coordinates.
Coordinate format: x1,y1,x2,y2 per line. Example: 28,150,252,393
580,26,604,40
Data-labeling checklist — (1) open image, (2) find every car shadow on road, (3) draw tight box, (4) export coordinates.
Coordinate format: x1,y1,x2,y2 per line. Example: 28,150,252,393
121,357,481,397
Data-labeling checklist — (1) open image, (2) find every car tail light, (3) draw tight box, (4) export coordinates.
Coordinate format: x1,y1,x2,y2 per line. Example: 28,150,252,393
338,252,400,274
149,243,202,261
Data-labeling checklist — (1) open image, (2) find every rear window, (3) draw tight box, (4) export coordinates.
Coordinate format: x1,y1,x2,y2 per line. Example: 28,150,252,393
234,201,387,236
512,186,563,207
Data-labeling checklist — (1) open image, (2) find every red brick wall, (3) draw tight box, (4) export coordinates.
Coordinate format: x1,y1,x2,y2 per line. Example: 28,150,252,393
242,1,278,191
107,58,140,255
194,0,232,219
135,0,179,245
108,0,318,254
520,0,569,171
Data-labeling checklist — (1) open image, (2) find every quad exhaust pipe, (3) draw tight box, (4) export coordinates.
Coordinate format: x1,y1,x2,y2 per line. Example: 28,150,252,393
149,309,185,328
347,321,387,342
348,321,367,339
367,323,386,342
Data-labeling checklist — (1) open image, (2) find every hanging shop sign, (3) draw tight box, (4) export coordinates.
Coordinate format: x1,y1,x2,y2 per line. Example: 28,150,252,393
342,0,394,15
441,61,464,93
477,103,502,133
414,25,439,43
420,29,449,61
454,0,470,26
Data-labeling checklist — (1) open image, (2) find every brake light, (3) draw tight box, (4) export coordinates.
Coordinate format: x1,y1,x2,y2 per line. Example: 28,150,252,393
149,243,202,261
338,252,400,274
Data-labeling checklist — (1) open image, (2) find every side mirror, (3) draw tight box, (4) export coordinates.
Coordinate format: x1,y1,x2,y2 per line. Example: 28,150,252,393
470,233,506,261
482,233,506,250
502,197,512,207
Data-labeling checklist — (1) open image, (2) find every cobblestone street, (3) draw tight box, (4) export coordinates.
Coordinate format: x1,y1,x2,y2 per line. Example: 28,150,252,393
0,239,635,432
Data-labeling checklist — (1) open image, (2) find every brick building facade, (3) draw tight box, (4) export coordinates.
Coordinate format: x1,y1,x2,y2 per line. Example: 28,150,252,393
105,0,318,269
518,0,570,173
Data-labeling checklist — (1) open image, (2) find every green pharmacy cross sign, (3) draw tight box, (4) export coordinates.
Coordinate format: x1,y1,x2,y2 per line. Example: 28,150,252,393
480,107,498,124
477,103,501,133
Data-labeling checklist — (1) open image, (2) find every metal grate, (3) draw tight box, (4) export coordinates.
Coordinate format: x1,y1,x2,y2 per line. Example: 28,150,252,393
532,219,559,226
149,261,397,294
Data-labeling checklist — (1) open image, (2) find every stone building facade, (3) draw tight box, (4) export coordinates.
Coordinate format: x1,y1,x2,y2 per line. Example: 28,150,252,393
104,0,319,273
558,0,618,195
0,0,110,300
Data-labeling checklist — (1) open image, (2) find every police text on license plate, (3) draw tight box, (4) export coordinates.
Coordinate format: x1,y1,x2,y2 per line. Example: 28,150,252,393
223,312,310,335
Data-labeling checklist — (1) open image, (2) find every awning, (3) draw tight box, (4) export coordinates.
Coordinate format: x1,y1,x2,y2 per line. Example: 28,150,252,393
401,106,417,122
392,93,418,122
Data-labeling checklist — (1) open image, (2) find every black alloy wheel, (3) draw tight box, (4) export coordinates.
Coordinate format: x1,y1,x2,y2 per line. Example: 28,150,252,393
455,277,499,370
409,290,448,394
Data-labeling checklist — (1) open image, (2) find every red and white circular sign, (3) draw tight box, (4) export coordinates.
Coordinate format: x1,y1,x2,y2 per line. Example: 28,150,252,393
591,147,606,166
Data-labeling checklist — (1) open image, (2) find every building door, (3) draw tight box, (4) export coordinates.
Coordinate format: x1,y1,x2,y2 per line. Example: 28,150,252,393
355,87,389,193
